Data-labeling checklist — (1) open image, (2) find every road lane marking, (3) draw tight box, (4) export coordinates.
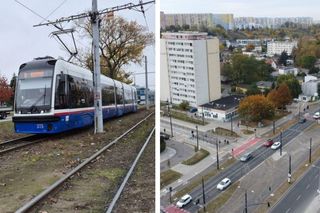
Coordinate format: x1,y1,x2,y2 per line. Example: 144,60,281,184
285,208,291,213
296,195,301,201
306,184,310,189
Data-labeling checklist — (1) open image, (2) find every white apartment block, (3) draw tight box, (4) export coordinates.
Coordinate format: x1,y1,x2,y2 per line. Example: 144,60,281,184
160,32,221,107
160,12,234,30
267,41,298,56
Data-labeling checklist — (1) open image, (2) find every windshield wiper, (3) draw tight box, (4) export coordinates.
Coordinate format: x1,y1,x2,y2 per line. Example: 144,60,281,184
29,85,48,113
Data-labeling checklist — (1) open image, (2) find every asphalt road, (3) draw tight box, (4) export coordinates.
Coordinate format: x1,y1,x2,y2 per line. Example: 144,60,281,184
183,114,318,212
271,159,320,213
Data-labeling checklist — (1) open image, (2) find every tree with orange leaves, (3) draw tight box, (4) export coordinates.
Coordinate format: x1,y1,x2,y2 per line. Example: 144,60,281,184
238,95,275,122
0,75,13,106
267,84,292,110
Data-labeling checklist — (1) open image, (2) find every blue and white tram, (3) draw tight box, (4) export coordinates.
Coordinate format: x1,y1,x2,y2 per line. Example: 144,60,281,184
13,57,138,134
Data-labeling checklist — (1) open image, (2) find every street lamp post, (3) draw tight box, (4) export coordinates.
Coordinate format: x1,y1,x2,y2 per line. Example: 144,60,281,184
196,125,199,152
244,190,248,213
280,131,283,156
230,113,233,136
273,120,275,135
167,99,173,137
202,177,206,211
310,138,312,164
216,139,220,170
288,154,292,183
202,106,205,125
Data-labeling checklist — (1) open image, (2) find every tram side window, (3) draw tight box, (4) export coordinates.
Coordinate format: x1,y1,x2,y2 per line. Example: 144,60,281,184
124,89,132,104
102,84,115,106
116,86,124,104
55,74,68,109
68,75,93,108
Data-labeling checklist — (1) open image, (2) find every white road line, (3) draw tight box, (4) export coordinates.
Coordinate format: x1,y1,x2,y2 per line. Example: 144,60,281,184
296,195,301,201
285,208,291,213
306,184,310,189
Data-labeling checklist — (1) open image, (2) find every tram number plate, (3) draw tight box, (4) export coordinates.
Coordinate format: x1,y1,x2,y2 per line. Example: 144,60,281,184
36,124,44,129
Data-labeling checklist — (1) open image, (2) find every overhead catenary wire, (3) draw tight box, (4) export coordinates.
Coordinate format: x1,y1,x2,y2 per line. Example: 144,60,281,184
40,0,69,24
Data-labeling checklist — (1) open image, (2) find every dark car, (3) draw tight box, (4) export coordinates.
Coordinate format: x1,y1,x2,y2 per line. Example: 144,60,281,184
299,118,306,123
263,139,274,147
189,107,198,113
240,152,253,162
160,132,170,140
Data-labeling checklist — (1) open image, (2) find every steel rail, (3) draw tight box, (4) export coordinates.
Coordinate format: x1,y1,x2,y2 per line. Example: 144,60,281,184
106,127,155,213
16,112,154,213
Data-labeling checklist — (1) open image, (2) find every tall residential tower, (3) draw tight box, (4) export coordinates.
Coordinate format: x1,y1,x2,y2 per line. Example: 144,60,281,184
160,32,221,107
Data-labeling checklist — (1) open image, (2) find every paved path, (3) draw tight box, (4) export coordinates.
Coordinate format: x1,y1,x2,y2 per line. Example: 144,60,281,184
161,147,176,163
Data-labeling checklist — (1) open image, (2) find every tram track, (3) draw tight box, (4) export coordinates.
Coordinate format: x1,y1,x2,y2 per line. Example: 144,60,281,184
14,112,155,213
0,135,46,155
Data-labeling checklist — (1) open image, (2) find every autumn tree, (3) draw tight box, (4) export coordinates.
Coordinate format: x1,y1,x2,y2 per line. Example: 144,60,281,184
276,74,301,98
9,73,17,106
73,16,154,83
238,95,275,122
245,44,255,52
0,75,13,106
267,84,292,110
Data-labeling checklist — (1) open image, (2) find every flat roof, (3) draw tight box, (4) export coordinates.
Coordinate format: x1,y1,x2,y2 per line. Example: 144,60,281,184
200,95,244,111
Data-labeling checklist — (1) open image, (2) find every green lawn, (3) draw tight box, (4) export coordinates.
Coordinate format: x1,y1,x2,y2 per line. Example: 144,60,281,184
182,149,209,165
160,169,182,189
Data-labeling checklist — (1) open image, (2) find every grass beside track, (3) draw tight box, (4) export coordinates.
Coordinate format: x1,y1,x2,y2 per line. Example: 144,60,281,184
161,169,182,189
174,156,236,199
182,149,209,165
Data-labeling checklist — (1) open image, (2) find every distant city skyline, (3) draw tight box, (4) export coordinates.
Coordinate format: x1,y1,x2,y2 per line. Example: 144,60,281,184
160,0,320,20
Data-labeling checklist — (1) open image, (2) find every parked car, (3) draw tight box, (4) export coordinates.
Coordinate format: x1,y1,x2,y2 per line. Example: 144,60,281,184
176,194,192,208
217,178,231,190
313,112,320,119
263,139,274,147
299,118,306,123
271,141,281,150
240,152,253,162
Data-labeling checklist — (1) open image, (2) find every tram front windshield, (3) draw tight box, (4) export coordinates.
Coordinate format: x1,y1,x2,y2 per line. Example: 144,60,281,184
15,69,53,114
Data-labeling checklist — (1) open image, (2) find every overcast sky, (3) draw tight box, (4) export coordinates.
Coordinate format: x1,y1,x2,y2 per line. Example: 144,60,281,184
160,0,320,20
0,0,155,89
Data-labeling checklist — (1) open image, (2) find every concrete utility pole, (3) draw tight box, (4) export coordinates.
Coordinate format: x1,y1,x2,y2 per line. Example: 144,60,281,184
196,125,199,152
202,177,206,211
216,139,220,170
310,138,312,164
288,154,292,183
145,55,149,110
244,190,248,213
92,0,104,133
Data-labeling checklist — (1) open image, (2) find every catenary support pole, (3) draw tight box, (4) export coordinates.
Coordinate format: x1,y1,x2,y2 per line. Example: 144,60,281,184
145,55,149,110
216,139,220,170
202,177,206,211
310,138,312,164
92,0,103,133
196,125,199,151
